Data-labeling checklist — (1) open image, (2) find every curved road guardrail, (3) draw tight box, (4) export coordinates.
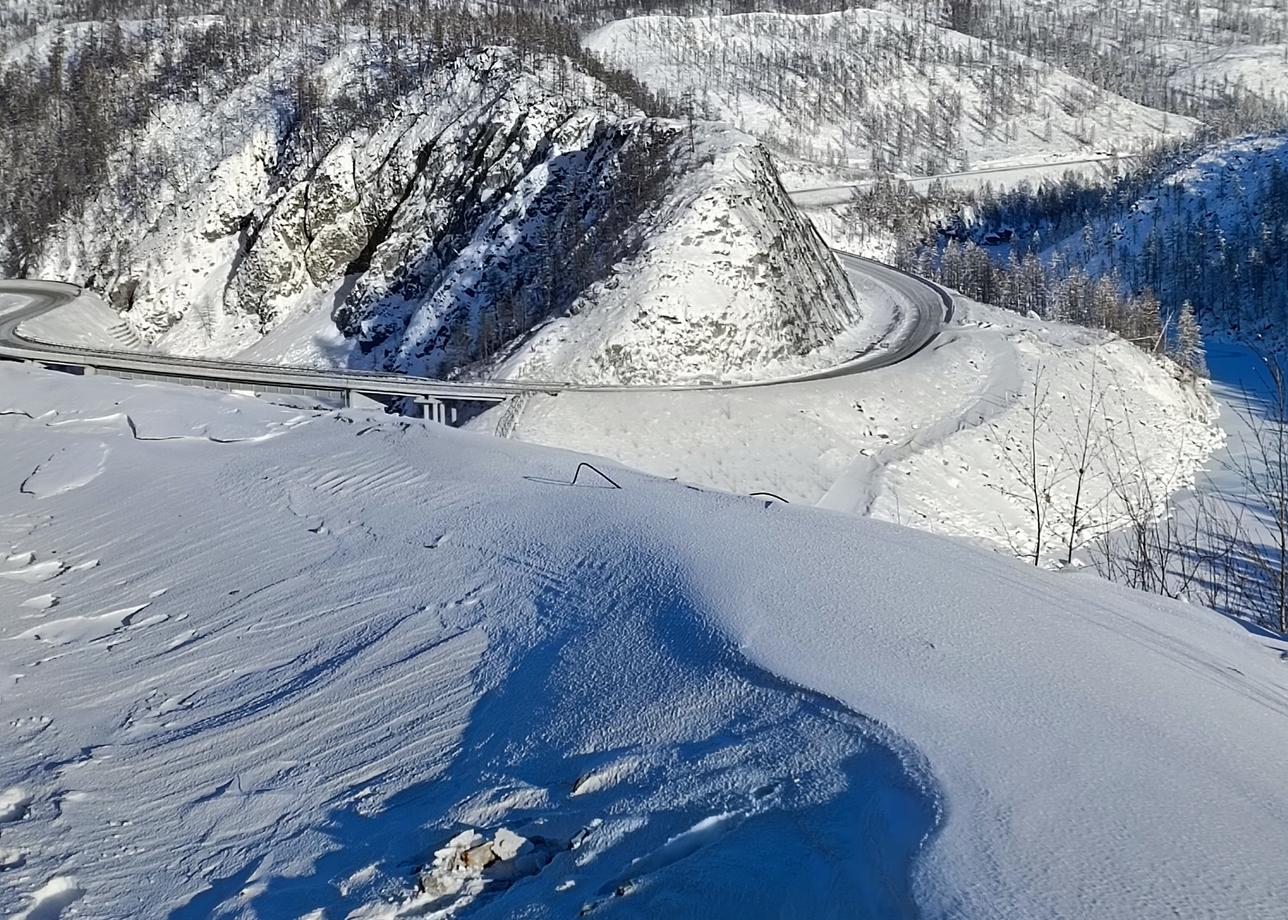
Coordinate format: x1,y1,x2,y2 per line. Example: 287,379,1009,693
0,252,953,417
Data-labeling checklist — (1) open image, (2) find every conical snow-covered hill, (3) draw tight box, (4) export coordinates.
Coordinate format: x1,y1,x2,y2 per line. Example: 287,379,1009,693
17,35,863,385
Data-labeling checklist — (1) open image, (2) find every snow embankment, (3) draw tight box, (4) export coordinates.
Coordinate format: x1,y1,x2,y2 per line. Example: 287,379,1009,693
12,289,145,352
1,363,1283,918
505,297,1220,563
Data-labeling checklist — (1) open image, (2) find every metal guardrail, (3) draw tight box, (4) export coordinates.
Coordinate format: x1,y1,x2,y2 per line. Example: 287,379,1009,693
0,249,952,409
493,390,535,438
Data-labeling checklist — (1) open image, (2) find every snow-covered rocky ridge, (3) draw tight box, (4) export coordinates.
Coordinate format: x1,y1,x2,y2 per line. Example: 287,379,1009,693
0,361,1284,918
487,125,865,385
584,8,1196,188
19,37,863,385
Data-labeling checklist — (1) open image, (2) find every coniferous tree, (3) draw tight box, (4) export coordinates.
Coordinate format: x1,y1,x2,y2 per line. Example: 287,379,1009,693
1176,300,1207,377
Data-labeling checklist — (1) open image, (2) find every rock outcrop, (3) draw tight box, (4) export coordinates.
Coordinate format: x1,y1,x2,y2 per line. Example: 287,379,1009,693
28,44,862,384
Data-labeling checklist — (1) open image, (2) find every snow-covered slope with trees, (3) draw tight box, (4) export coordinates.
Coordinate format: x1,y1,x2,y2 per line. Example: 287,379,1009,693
584,8,1196,185
0,362,1283,919
504,292,1220,563
878,0,1288,126
805,132,1288,365
1041,133,1288,344
917,133,1288,347
2,20,862,385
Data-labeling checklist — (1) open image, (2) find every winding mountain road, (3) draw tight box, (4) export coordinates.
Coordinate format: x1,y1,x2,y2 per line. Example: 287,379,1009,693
0,252,952,413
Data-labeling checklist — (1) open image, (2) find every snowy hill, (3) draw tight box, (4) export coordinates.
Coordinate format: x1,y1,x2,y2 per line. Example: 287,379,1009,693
486,124,865,385
584,8,1196,186
1031,134,1288,343
875,0,1288,123
806,132,1288,360
4,23,863,386
503,292,1220,561
0,362,1284,918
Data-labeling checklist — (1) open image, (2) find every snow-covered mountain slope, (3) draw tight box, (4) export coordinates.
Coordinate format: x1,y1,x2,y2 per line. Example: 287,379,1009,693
486,125,865,384
981,0,1288,30
584,8,1196,187
877,0,1288,117
0,362,1283,918
1038,134,1288,343
1168,41,1288,110
18,36,862,386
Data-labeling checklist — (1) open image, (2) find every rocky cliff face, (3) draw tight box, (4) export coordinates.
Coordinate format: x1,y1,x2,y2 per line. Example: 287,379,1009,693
495,123,864,384
25,41,862,384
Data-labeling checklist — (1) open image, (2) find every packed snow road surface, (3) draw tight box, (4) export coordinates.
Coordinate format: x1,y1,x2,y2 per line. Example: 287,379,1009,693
785,254,952,380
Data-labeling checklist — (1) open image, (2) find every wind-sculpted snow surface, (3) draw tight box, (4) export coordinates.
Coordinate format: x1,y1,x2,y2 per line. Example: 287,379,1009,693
0,364,929,919
2,363,1287,918
23,39,863,386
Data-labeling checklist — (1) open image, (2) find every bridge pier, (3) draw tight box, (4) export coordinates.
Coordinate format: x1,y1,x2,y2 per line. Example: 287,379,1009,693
414,396,457,425
345,389,388,411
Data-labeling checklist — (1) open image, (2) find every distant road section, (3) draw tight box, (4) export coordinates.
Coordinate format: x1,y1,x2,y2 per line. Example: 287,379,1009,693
789,154,1137,208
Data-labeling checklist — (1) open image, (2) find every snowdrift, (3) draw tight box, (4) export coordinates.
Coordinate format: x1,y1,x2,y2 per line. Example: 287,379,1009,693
1,362,1285,918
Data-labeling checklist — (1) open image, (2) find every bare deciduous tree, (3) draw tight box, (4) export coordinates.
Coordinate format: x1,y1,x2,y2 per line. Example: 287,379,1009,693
989,366,1067,565
1056,352,1111,564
